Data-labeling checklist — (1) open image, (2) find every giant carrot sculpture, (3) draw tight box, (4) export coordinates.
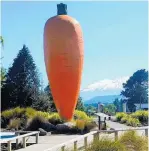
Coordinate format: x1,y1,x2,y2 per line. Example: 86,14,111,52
44,3,84,120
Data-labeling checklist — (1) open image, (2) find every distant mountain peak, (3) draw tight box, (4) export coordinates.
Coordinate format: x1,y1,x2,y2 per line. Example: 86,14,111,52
81,76,129,92
80,76,129,100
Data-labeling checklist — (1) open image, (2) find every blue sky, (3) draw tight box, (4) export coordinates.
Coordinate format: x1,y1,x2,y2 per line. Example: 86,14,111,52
1,1,148,90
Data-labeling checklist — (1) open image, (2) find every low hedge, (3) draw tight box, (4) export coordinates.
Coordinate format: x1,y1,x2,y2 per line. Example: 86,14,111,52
116,110,148,127
1,107,96,134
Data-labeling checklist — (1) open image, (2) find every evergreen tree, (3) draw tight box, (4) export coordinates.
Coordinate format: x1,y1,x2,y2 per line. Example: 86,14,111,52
0,67,6,88
121,69,148,112
76,96,85,111
1,45,40,110
44,84,56,112
0,36,6,87
113,98,120,112
32,90,51,112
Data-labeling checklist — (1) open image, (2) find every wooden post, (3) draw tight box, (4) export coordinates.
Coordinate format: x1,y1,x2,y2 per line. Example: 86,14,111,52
61,146,65,151
36,133,39,144
23,137,26,148
98,116,101,130
15,132,19,149
84,137,87,150
8,141,11,151
74,141,77,151
145,129,148,137
104,117,106,121
103,119,107,130
115,131,118,141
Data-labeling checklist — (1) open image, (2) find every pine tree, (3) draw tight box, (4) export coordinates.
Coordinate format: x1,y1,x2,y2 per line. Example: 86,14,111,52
0,36,6,88
76,96,85,111
32,90,51,112
1,45,40,110
44,84,57,112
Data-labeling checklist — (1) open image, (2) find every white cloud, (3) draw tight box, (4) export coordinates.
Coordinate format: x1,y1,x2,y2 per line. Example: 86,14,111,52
81,76,129,92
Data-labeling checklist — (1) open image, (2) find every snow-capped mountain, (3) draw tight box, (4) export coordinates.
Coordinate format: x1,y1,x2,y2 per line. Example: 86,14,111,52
80,76,129,101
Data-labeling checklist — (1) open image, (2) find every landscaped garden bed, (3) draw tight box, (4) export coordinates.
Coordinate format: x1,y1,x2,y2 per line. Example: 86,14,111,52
1,107,97,135
115,110,148,127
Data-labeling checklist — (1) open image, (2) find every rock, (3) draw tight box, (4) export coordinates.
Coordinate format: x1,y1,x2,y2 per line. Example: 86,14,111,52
56,124,70,132
47,132,52,136
42,122,56,132
56,122,76,133
38,128,47,136
6,128,16,131
56,124,69,132
63,122,75,128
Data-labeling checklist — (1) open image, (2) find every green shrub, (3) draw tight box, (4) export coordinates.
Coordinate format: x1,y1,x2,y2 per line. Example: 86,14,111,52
75,119,85,130
2,108,16,119
1,107,36,120
1,107,26,128
48,113,63,125
120,115,130,124
13,107,25,115
74,110,93,121
126,117,140,127
25,107,37,118
1,108,96,133
85,121,97,131
119,130,148,151
36,111,50,119
7,118,21,130
116,112,127,121
131,110,148,124
86,137,126,151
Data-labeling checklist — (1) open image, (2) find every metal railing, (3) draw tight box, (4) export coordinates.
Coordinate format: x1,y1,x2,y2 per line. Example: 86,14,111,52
44,127,148,151
0,131,40,151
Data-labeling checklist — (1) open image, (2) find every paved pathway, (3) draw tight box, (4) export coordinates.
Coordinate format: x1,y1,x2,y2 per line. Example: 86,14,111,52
94,113,146,136
16,132,118,151
106,120,133,129
15,134,81,151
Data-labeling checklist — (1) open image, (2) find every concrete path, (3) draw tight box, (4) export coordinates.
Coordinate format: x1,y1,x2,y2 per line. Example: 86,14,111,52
106,120,133,129
95,116,146,136
15,134,81,151
15,132,116,151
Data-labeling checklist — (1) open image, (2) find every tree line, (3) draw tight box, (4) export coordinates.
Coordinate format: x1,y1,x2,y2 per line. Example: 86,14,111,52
1,45,85,112
1,40,148,113
106,69,148,113
121,69,148,112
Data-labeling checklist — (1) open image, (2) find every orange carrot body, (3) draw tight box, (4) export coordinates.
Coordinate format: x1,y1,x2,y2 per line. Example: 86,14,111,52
44,12,84,120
